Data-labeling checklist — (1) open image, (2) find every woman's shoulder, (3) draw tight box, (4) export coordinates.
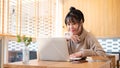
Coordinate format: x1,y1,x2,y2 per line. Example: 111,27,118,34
85,30,98,42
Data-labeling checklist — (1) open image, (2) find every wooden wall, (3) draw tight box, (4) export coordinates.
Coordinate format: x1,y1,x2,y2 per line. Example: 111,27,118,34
63,0,120,37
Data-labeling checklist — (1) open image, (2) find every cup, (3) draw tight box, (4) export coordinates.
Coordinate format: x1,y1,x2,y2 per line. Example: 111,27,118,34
64,32,72,40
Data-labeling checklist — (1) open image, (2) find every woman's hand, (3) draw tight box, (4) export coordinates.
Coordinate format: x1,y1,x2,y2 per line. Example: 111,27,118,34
69,52,82,58
71,35,80,43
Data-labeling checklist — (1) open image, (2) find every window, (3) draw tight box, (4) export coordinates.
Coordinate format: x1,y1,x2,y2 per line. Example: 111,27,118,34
0,0,3,34
2,0,63,62
5,0,59,37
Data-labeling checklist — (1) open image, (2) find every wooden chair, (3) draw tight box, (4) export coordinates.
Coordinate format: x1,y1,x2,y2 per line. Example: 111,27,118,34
107,54,115,68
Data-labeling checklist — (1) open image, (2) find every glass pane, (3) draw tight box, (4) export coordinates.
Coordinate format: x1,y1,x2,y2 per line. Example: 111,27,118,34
21,0,36,37
8,39,37,62
7,0,18,35
0,0,2,34
37,0,56,38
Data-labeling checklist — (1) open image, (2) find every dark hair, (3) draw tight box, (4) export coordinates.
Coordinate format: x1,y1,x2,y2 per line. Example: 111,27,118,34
65,7,84,25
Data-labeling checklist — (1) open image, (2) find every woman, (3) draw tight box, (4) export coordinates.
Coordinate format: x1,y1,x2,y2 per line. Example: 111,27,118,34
65,7,106,58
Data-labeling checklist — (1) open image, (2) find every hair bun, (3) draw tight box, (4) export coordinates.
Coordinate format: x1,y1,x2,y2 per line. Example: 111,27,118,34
70,7,76,11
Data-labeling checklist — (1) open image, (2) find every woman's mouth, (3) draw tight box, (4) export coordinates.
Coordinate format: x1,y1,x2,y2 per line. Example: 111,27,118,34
71,30,75,32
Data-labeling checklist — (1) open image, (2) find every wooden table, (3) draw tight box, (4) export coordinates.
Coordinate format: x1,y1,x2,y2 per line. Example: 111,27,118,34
4,56,111,68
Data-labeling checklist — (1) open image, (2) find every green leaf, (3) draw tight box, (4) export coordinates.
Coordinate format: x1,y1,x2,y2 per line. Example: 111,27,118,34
17,35,21,42
16,35,32,46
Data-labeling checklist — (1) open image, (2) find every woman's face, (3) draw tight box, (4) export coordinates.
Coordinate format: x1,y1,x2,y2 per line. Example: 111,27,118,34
66,22,82,35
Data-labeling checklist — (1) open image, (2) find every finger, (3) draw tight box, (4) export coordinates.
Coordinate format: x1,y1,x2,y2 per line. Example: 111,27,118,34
71,35,80,43
70,54,76,58
71,36,77,43
73,35,80,43
74,52,82,57
74,35,80,41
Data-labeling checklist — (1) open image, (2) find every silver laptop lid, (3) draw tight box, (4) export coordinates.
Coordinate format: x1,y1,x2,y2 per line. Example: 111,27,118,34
37,38,69,61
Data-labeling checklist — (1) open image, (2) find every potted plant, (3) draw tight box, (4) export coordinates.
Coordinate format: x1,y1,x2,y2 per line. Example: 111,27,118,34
17,35,32,46
17,35,32,64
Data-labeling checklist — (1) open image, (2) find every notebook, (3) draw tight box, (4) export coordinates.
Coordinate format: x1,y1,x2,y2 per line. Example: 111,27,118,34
37,38,69,61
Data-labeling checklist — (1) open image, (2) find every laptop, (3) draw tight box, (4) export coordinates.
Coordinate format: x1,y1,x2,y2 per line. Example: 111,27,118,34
37,38,69,61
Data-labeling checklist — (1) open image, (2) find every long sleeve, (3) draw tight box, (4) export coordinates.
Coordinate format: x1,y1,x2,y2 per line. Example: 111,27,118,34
68,28,106,57
80,32,106,57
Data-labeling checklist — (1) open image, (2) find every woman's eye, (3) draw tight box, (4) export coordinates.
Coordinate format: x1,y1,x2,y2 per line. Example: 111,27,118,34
67,23,70,25
72,22,76,25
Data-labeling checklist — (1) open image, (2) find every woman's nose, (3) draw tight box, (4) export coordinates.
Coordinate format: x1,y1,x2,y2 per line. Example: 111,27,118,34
69,24,74,29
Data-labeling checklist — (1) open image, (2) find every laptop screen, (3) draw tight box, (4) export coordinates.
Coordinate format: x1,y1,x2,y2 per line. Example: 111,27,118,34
37,38,69,61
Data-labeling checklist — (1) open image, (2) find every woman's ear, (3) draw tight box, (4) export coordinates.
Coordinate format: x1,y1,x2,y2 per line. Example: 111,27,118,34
80,19,84,23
